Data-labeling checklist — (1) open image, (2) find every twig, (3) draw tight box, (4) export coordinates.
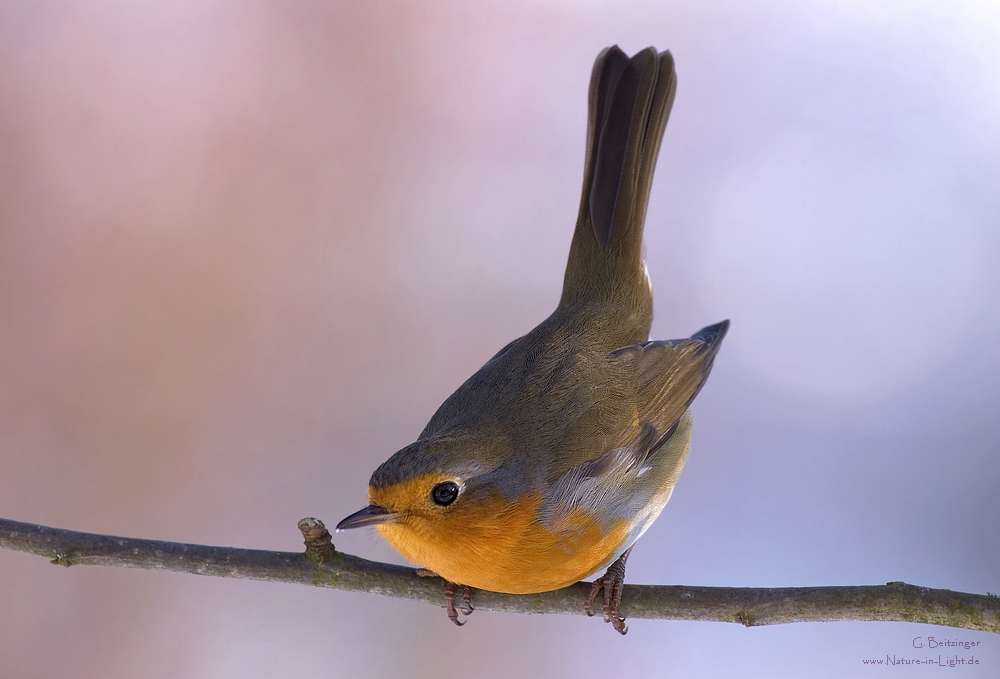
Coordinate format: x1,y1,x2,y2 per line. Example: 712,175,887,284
1,516,997,633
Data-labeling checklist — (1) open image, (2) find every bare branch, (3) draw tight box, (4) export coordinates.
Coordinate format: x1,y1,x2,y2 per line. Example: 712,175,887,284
2,516,997,633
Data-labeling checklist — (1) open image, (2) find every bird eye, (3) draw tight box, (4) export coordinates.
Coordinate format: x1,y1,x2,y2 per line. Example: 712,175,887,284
431,481,459,506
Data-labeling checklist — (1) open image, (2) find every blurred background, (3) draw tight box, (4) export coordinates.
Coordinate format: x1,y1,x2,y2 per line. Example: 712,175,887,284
1,0,998,677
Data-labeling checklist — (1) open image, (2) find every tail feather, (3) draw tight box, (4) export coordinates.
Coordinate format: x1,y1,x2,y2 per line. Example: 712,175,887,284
589,48,638,248
561,46,677,311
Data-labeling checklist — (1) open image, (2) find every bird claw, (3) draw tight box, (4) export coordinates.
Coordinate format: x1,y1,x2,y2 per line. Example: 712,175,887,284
584,547,631,635
444,582,475,626
460,585,475,616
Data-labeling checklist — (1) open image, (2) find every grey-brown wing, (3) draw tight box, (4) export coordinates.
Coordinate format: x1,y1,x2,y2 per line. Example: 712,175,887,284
543,320,728,519
625,319,728,451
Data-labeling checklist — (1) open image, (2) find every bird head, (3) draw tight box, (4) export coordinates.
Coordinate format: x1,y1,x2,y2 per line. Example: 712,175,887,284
336,436,519,569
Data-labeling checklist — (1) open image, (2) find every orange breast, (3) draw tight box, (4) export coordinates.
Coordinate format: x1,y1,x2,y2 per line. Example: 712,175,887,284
376,491,631,594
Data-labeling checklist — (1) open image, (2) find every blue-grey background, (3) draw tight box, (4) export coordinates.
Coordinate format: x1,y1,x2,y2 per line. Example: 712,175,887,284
1,1,997,677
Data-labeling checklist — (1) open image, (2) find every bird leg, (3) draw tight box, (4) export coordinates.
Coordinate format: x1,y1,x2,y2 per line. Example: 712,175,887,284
443,582,475,626
584,546,632,635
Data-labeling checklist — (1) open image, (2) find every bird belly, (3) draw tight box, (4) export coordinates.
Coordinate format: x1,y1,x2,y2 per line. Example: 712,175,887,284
600,486,675,570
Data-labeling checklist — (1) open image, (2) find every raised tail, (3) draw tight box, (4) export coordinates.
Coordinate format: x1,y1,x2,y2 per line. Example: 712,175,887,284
560,46,677,314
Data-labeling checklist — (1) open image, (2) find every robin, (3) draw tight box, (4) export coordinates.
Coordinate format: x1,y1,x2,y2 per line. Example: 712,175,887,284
338,45,727,635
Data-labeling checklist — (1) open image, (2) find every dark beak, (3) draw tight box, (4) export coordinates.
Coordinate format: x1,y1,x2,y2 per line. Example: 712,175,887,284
336,504,400,531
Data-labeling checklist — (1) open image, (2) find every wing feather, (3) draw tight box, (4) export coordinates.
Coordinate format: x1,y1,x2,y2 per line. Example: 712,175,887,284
543,321,728,522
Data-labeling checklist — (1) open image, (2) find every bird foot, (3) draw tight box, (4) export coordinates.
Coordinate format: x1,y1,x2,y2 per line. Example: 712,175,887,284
584,547,632,635
444,582,475,626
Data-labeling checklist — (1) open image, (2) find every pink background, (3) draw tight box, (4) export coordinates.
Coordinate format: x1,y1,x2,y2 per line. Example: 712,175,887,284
1,1,998,676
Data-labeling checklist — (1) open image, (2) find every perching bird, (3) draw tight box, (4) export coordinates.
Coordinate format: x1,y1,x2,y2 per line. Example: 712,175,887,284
338,45,727,635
